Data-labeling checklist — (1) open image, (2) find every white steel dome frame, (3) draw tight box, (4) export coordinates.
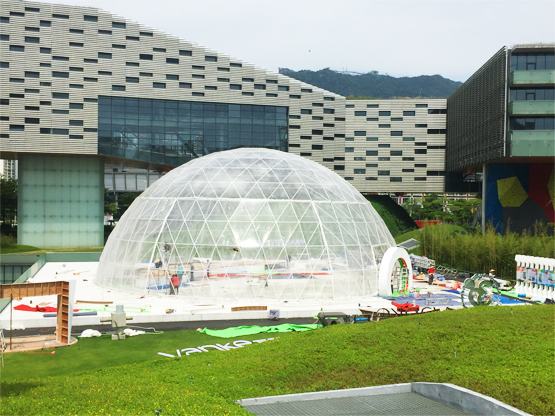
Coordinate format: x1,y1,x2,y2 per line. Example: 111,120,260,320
97,148,396,301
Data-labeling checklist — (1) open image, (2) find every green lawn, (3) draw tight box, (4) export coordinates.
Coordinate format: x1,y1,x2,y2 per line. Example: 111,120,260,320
395,223,467,244
0,244,42,254
1,306,553,415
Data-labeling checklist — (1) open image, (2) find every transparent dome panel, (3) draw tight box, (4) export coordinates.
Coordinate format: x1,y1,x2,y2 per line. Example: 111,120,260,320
97,148,395,301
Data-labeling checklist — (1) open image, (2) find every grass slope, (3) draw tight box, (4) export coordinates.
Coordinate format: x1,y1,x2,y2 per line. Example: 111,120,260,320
1,306,553,415
0,244,41,254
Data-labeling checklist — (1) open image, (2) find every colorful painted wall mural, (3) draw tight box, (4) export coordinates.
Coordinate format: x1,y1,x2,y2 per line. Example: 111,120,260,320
486,164,554,233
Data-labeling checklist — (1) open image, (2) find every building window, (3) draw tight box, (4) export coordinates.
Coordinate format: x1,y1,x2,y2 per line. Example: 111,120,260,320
510,117,555,130
355,111,367,116
192,74,205,79
98,52,112,59
312,130,323,135
179,82,192,88
112,21,126,29
390,177,402,182
402,169,414,172
379,111,391,116
10,125,24,131
98,71,112,76
230,84,241,90
112,85,125,91
415,124,428,128
53,56,69,61
192,65,205,70
40,47,51,54
69,103,83,109
166,74,179,80
366,137,378,141
217,67,230,72
40,20,51,26
140,54,153,60
428,109,447,114
69,84,83,89
354,169,366,174
25,36,40,43
98,30,112,35
390,131,403,136
367,104,379,108
52,13,69,19
70,67,83,72
192,92,204,97
52,71,69,78
415,163,427,167
366,150,378,156
205,56,217,62
334,165,345,171
378,157,390,161
69,120,83,126
126,62,139,67
302,88,313,93
242,91,254,96
378,144,390,148
10,45,24,52
52,129,69,134
403,111,415,116
25,7,40,12
354,157,366,161
415,177,427,181
267,79,278,84
84,15,98,22
378,171,390,175
403,137,415,141
366,177,378,180
140,72,152,77
166,58,179,64
52,92,69,99
416,103,428,108
126,77,139,83
323,108,335,114
84,58,97,63
366,164,378,168
254,84,265,90
126,36,139,41
84,77,98,82
510,88,555,101
345,147,354,152
390,150,402,156
25,118,40,124
415,149,428,154
153,82,166,89
312,145,323,150
354,131,366,136
218,78,229,82
140,31,153,37
427,129,446,134
379,124,391,128
511,53,555,71
402,157,415,161
427,171,446,176
289,94,301,99
278,86,289,91
391,117,403,121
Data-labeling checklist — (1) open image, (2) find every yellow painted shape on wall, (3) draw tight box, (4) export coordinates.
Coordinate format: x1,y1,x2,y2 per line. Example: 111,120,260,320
497,176,528,207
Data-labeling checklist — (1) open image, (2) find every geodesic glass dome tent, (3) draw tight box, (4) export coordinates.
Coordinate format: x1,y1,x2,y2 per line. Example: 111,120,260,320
97,148,396,301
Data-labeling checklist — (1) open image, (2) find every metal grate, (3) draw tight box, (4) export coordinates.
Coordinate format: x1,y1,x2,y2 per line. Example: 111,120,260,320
243,392,470,416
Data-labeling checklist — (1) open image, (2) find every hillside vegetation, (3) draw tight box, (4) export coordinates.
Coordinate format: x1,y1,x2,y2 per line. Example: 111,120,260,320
281,68,462,98
1,306,553,415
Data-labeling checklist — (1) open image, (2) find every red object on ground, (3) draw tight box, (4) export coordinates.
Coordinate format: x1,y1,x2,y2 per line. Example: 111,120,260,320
415,220,441,228
391,302,420,312
14,305,79,312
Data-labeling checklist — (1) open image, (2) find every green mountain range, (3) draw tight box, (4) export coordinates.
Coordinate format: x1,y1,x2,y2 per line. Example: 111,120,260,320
280,68,462,99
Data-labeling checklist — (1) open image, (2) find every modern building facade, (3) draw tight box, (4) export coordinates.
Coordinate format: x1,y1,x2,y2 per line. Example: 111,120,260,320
446,44,555,233
0,158,17,179
0,0,447,247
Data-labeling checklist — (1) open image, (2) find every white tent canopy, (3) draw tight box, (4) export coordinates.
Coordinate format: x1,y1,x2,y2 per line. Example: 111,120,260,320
97,148,396,301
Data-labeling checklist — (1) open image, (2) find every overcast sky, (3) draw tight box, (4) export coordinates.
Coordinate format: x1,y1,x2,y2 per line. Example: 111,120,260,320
40,0,555,82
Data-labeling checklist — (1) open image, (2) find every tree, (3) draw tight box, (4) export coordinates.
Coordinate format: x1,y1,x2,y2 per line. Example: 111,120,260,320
0,177,17,227
115,192,141,220
104,188,117,217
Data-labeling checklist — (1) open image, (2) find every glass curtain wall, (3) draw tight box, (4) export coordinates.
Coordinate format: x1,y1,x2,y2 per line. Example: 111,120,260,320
98,96,288,166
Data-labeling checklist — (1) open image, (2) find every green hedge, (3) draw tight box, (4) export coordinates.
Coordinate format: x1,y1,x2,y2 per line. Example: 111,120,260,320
420,225,555,278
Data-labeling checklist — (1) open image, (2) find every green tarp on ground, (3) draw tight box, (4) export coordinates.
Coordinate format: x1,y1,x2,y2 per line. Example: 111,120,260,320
200,323,321,338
